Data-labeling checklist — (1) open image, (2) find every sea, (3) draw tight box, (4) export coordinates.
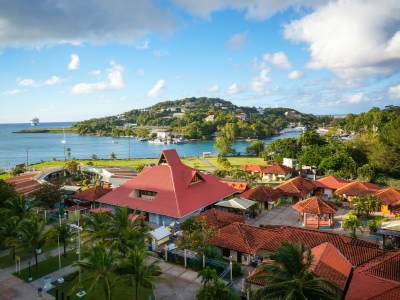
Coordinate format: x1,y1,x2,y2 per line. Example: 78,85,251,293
0,122,302,169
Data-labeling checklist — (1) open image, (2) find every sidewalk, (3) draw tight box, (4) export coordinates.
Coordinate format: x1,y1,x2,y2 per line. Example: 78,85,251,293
200,157,217,172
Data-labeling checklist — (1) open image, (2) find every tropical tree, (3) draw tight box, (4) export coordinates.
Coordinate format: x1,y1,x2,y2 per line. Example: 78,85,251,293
135,164,145,173
9,217,56,269
244,173,259,186
1,217,20,259
70,243,119,300
30,181,63,211
0,194,37,221
82,208,111,245
54,223,75,257
91,154,98,161
0,179,17,209
115,246,167,300
66,148,71,160
197,266,217,289
342,211,364,238
214,135,236,157
202,280,231,300
65,160,78,178
52,157,57,161
352,195,381,219
250,240,340,300
110,152,117,160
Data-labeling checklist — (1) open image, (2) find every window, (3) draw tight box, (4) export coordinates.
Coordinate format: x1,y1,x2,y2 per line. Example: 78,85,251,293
222,248,230,257
190,173,204,185
138,190,157,197
129,189,158,200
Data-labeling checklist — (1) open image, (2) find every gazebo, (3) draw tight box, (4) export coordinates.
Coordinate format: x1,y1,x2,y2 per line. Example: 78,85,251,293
292,196,339,229
215,197,255,216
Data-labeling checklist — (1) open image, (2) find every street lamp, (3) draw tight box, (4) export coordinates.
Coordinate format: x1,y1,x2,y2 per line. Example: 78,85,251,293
28,257,32,281
26,148,30,169
106,152,111,167
128,142,130,160
76,204,86,297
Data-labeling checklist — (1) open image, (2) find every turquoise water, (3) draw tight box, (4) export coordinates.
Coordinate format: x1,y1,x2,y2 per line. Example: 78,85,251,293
0,122,301,168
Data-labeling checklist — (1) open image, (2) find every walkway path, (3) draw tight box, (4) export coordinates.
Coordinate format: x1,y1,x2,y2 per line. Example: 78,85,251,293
199,157,217,172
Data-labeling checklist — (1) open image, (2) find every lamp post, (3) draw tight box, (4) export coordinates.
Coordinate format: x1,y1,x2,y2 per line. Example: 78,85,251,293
76,203,85,297
26,148,30,169
128,142,130,160
28,257,32,281
106,152,111,167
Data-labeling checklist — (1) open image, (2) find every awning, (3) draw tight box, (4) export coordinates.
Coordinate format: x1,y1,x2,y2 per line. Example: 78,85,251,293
149,226,172,241
215,197,255,210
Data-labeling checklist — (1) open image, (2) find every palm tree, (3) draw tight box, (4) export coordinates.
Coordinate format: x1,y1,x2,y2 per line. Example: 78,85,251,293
110,152,116,160
70,243,118,300
203,280,231,300
115,246,167,300
197,266,217,289
54,223,74,257
91,154,98,161
66,148,71,160
1,217,20,259
9,217,56,269
81,208,111,245
343,211,364,238
250,240,340,300
0,195,37,221
353,194,380,219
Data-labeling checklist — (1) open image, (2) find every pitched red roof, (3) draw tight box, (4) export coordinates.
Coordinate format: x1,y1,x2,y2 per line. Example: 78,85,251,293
220,181,249,193
274,177,315,198
313,176,350,189
65,205,87,212
88,208,113,213
373,189,400,205
366,286,400,300
354,250,400,282
239,165,268,173
346,273,400,300
292,196,339,214
72,186,112,202
5,171,42,196
310,242,352,290
195,208,248,229
263,164,294,175
246,259,273,286
209,223,383,265
240,185,283,202
335,181,381,197
96,149,237,218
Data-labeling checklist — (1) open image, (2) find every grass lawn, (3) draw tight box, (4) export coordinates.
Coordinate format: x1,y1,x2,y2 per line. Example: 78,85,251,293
12,249,79,282
0,173,9,180
205,157,266,168
230,293,241,300
181,158,209,171
48,272,154,300
0,243,61,269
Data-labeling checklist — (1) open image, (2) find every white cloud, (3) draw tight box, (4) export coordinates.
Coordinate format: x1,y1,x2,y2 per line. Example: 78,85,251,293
324,78,367,89
263,52,292,70
19,79,37,87
99,95,104,99
225,83,244,95
147,79,165,98
154,50,170,57
0,1,177,48
389,83,400,98
287,70,306,80
225,31,248,50
204,85,220,92
2,89,25,96
38,105,54,112
45,76,70,85
136,39,149,49
283,0,400,79
222,68,272,95
89,70,101,75
68,54,79,70
252,57,267,71
175,75,182,80
304,78,320,87
120,96,128,101
16,77,21,82
137,69,144,76
71,61,125,94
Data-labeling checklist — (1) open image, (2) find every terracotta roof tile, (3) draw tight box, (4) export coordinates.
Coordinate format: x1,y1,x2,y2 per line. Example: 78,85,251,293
274,177,315,198
246,259,273,285
335,181,381,197
239,165,269,173
220,181,249,193
96,149,237,218
240,185,283,202
195,208,248,229
366,286,400,300
292,196,340,214
315,176,350,190
72,186,112,202
355,250,400,282
373,189,400,205
263,164,294,175
209,223,383,265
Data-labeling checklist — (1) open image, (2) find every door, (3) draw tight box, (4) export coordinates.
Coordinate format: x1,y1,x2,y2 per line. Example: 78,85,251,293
237,251,242,264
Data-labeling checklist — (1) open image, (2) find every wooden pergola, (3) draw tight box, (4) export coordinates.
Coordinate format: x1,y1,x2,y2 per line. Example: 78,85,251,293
293,196,340,229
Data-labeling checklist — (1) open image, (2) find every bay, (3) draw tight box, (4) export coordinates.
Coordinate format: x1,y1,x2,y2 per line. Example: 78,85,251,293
0,122,301,168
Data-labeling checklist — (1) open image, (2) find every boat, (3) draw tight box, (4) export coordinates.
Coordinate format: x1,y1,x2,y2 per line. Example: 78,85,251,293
61,128,66,145
148,139,166,145
30,117,39,126
174,138,188,144
111,141,118,144
136,137,148,142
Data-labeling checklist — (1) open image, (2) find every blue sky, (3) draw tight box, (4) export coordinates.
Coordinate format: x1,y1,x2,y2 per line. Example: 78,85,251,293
1,0,400,123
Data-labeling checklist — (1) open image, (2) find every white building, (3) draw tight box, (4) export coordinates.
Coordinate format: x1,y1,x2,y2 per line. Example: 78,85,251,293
283,158,297,169
157,130,171,138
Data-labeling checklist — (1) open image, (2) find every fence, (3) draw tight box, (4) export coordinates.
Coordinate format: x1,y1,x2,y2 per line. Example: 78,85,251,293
162,249,231,281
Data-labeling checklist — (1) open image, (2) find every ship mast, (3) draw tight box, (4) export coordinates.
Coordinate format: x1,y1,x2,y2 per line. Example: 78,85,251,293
61,128,66,161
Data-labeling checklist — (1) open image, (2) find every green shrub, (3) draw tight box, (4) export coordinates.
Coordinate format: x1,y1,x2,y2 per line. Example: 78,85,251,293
83,179,91,185
203,246,222,261
232,262,242,277
384,245,394,250
332,200,343,207
72,177,80,181
63,270,79,281
135,163,145,173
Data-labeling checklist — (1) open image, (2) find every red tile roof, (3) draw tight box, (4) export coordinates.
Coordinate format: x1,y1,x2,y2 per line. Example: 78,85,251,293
365,286,400,300
313,176,350,190
246,259,273,286
335,181,381,197
373,189,400,205
195,208,248,229
220,181,249,193
263,164,294,175
239,165,268,173
65,205,87,212
209,223,383,265
274,177,315,198
354,250,400,282
240,185,283,202
72,186,112,202
346,273,399,300
96,149,237,218
5,171,42,196
292,196,340,214
310,242,352,290
88,208,113,213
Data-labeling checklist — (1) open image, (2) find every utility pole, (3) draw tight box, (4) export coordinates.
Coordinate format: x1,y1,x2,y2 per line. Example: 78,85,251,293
198,142,199,159
128,142,131,160
107,152,111,167
26,148,30,168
